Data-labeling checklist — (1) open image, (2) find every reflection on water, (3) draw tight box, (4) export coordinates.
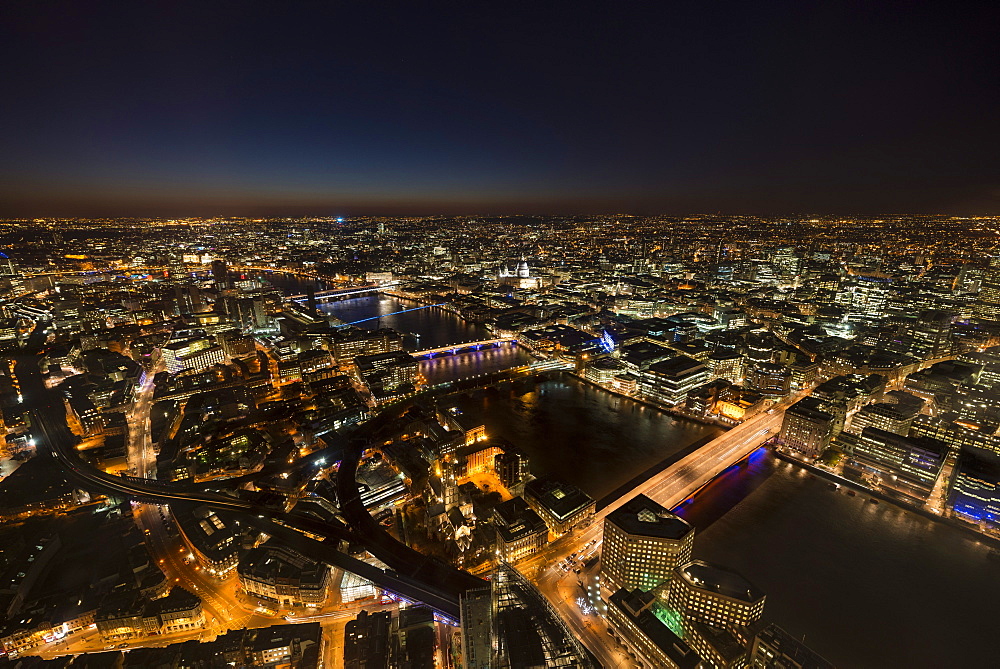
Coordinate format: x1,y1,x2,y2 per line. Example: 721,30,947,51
419,344,533,385
320,295,490,349
277,276,995,666
452,379,722,500
679,452,1000,668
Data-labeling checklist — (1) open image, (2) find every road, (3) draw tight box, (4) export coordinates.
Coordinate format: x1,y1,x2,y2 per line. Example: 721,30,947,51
124,355,274,631
34,348,802,665
513,402,794,665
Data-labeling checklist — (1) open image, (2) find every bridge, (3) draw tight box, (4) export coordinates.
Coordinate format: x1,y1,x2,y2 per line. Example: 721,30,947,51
413,337,519,358
334,303,448,328
288,282,401,302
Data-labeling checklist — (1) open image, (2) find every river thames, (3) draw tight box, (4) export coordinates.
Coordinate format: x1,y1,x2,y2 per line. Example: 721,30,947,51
311,288,998,667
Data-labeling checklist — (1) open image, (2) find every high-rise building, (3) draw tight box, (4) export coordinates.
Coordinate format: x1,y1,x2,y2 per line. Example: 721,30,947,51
601,494,695,593
462,565,596,668
212,258,230,290
909,310,955,359
974,257,1000,321
667,561,766,633
666,561,765,668
459,588,492,669
745,332,775,366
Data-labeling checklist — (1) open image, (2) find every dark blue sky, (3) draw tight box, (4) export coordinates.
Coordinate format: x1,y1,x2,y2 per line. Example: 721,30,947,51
2,2,998,216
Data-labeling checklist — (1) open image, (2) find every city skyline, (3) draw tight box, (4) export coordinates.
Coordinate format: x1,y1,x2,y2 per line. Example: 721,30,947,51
3,2,1000,666
4,2,1000,217
1,214,1000,666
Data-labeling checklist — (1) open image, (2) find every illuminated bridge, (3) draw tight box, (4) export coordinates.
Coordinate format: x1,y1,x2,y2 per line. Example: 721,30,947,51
334,303,448,328
288,282,401,302
412,338,519,358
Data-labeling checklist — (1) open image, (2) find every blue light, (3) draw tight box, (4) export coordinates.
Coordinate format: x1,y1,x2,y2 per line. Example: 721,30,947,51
336,217,345,223
600,329,616,353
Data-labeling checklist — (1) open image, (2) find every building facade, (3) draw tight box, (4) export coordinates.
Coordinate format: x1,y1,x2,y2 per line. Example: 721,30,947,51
602,494,695,593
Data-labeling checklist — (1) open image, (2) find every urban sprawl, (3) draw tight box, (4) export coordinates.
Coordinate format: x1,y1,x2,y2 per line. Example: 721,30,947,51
1,214,999,668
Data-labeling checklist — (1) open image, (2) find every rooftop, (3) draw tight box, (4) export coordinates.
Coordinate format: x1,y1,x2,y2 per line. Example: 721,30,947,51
608,494,693,541
608,589,702,669
675,560,765,604
523,477,594,521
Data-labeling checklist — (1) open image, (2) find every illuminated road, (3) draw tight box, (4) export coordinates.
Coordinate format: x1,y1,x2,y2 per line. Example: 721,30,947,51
37,349,802,664
512,398,800,665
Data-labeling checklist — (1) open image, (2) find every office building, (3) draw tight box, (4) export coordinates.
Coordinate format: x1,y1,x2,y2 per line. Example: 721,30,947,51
238,545,332,609
746,362,791,397
779,398,835,459
607,588,704,669
974,257,1000,321
845,427,948,503
639,355,710,407
947,447,1000,527
602,494,695,593
212,258,230,290
523,477,595,537
667,560,766,633
748,623,834,669
493,496,548,563
345,610,391,669
847,401,920,436
459,588,493,669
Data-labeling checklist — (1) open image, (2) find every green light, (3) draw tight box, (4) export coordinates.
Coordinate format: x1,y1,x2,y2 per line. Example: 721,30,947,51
652,603,684,638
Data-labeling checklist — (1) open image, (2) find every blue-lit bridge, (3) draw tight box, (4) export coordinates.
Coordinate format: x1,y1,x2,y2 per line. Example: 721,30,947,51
334,303,449,328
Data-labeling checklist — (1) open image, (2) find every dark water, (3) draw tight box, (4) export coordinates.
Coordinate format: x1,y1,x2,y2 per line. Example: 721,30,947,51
320,295,490,349
319,294,533,381
450,380,723,499
306,280,1000,666
418,343,534,385
677,452,1000,668
241,271,331,295
319,291,721,499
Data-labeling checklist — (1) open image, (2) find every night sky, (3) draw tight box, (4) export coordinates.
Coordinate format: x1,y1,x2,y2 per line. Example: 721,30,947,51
3,2,998,217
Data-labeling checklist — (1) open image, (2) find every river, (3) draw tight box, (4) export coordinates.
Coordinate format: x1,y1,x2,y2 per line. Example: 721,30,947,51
315,293,721,498
675,451,1000,668
299,278,997,667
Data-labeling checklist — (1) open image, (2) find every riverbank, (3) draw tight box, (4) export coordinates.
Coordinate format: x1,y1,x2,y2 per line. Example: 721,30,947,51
680,449,1000,668
773,449,1000,550
570,371,727,429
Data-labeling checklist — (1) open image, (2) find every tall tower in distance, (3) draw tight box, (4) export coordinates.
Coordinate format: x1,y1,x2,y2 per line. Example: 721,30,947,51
212,258,230,290
974,256,1000,321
